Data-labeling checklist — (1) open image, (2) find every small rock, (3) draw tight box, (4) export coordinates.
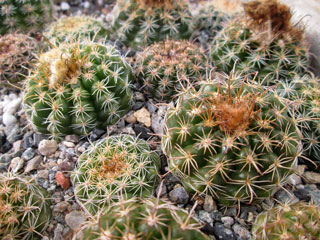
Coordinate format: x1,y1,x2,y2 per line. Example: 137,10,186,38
3,97,21,115
135,92,145,101
9,157,24,173
37,169,49,179
214,222,236,240
155,183,167,197
293,188,311,201
22,132,34,149
198,210,213,224
53,223,64,240
22,148,35,160
38,139,58,156
296,165,307,176
203,195,217,212
60,2,70,10
65,211,86,230
62,141,75,148
247,212,254,223
133,101,144,111
34,133,48,147
24,156,42,173
13,140,22,152
121,126,135,135
309,189,320,205
303,171,320,184
151,105,167,135
65,135,79,143
53,201,70,213
274,189,298,203
210,210,222,222
58,161,73,172
134,107,151,127
2,112,17,126
288,174,302,185
1,140,12,154
225,208,237,217
168,186,189,204
221,216,234,228
125,113,137,123
83,1,90,9
232,224,251,240
89,128,105,141
55,172,71,190
133,125,152,140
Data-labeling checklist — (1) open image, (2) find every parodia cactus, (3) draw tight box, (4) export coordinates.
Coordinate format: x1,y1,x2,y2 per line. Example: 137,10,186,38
72,134,159,215
111,0,193,48
252,201,320,240
211,0,309,85
23,41,134,138
0,33,38,87
44,15,109,44
277,72,320,170
76,197,209,240
0,174,51,240
134,39,208,102
0,0,53,35
162,72,301,206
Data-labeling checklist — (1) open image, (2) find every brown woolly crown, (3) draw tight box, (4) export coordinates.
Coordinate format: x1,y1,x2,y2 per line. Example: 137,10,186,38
137,0,174,8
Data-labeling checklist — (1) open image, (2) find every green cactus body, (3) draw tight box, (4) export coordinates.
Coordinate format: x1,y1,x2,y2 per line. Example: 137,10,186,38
252,201,320,240
71,134,159,215
210,0,308,85
111,0,193,48
23,41,134,138
0,33,38,86
77,197,209,240
162,74,300,206
0,0,53,35
44,15,110,44
0,174,51,240
135,39,208,102
277,72,320,169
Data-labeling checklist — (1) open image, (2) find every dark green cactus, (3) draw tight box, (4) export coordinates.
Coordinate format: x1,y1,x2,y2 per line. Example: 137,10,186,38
71,134,160,216
0,173,51,240
162,72,300,206
111,0,193,48
0,0,53,35
23,41,134,139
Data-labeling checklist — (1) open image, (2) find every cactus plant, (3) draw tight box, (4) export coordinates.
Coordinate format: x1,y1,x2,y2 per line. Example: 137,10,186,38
277,72,320,170
44,15,110,44
23,41,134,139
211,0,309,85
0,0,53,35
76,197,209,240
162,72,300,206
71,134,159,215
111,0,193,48
0,33,38,87
252,201,320,240
0,173,51,240
134,39,209,102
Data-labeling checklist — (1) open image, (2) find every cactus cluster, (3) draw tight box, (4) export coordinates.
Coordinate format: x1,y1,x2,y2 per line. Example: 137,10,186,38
0,174,51,240
162,73,300,206
111,0,193,48
135,39,208,102
44,16,109,44
252,201,320,240
0,33,38,87
77,197,209,240
277,72,320,169
23,41,134,138
0,0,53,35
72,134,159,215
211,0,309,85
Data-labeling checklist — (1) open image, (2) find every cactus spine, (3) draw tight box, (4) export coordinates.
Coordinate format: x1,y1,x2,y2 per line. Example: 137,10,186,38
71,134,160,215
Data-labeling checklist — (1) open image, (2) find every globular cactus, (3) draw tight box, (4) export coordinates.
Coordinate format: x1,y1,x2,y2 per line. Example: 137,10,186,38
192,0,228,48
0,0,53,35
134,39,209,102
0,173,51,240
0,33,38,87
162,72,301,206
277,72,320,170
111,0,193,48
76,197,209,240
71,134,159,215
252,201,320,240
23,41,134,139
211,0,309,85
44,15,110,44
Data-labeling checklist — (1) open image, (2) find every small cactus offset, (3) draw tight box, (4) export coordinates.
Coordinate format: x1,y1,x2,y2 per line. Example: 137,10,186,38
162,72,300,206
211,0,309,85
44,15,110,44
111,0,193,48
252,201,320,240
76,197,209,240
0,33,38,86
0,173,51,240
134,39,208,102
23,41,134,138
71,134,159,215
0,0,53,35
277,72,320,170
